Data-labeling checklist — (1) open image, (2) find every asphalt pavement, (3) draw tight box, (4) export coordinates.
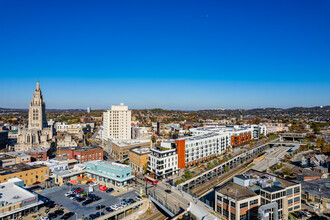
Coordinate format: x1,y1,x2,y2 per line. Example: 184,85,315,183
41,184,139,219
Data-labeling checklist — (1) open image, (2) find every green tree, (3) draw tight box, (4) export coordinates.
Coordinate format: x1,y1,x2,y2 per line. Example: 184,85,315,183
225,166,229,172
282,167,292,176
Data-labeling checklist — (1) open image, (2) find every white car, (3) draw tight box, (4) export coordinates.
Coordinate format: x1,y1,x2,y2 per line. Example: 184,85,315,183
89,182,99,187
302,211,311,217
307,204,318,209
65,192,73,196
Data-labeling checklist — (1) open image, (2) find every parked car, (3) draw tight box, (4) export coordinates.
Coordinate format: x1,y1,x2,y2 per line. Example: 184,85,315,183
106,188,114,193
74,189,84,193
89,182,99,187
106,207,113,212
95,212,105,217
76,197,86,202
60,212,75,220
96,205,106,210
48,212,57,219
89,214,97,220
135,195,142,201
54,210,64,215
82,199,93,206
302,211,311,217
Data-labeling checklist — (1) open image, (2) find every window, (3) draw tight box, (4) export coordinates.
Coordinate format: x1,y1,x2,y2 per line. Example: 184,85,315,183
240,214,247,220
287,188,293,196
250,199,258,206
294,187,300,194
223,198,229,205
294,196,300,203
288,199,293,205
217,205,222,214
223,209,229,218
231,213,235,220
288,207,293,212
231,201,236,208
294,205,300,210
240,202,248,209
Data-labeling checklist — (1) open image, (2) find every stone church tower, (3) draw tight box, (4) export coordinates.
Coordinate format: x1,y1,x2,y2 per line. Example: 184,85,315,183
15,81,54,152
28,81,48,130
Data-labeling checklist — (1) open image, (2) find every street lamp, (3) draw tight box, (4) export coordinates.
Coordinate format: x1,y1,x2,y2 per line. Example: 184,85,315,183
74,212,78,220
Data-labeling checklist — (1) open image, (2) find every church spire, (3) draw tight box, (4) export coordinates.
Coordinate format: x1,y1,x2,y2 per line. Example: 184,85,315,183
36,80,40,90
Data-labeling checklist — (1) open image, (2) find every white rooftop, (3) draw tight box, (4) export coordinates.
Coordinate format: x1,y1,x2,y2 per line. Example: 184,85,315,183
112,139,151,147
0,179,36,206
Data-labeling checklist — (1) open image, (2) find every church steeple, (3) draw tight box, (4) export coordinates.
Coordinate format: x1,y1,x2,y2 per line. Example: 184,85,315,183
36,80,40,90
28,81,47,130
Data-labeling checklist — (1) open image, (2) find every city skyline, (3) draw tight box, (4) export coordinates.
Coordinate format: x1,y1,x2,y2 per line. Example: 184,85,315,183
1,0,330,110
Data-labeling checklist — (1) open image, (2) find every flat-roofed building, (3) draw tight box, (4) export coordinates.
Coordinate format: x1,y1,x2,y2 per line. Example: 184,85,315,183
111,139,151,163
84,160,134,186
0,154,16,168
216,182,260,220
148,141,179,179
300,178,330,212
27,159,68,173
215,170,301,220
57,146,103,163
0,163,49,186
6,152,31,164
102,103,131,141
0,178,43,219
129,147,150,173
26,147,50,161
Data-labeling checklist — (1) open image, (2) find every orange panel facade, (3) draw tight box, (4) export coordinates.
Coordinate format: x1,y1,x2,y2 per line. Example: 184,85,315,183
175,139,186,169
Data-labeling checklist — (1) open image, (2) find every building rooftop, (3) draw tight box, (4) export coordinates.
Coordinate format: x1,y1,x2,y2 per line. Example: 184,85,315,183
300,178,330,199
27,159,68,167
0,163,47,176
0,178,36,207
130,147,150,155
0,154,16,160
25,147,50,153
244,169,298,188
112,139,151,147
74,146,102,153
218,182,259,201
262,185,285,193
85,160,130,171
6,151,30,158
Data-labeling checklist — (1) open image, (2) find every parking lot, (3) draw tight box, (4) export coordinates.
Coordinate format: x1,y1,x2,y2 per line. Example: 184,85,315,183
40,184,140,219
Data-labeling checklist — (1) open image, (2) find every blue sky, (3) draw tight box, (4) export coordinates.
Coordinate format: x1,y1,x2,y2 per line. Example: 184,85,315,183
1,0,329,110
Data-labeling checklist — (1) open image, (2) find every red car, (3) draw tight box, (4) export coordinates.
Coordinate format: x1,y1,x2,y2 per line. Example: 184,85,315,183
74,189,83,193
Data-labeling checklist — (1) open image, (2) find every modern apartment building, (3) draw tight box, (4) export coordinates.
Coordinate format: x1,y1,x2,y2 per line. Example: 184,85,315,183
215,170,301,220
148,125,266,177
102,103,131,141
175,132,230,168
148,141,179,178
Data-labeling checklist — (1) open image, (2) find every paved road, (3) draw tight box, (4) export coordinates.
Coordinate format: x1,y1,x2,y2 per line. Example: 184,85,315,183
253,146,291,171
41,185,138,219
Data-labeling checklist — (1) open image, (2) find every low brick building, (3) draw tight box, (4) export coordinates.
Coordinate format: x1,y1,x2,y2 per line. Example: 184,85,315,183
26,147,50,161
129,147,150,173
57,146,103,163
111,139,151,163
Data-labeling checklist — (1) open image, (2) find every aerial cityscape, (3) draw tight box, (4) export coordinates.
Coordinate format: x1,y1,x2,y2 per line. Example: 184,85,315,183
0,1,329,220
